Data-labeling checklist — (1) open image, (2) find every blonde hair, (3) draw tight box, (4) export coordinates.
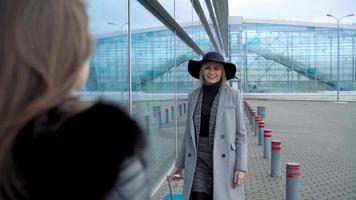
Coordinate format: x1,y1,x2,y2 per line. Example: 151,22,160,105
0,0,91,198
199,61,229,86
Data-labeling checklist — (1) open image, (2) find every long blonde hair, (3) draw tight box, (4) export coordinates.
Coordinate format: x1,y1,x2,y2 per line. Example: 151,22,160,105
0,0,91,198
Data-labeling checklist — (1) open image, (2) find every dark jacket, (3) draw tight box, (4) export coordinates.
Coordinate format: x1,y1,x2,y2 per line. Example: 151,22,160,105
12,101,147,200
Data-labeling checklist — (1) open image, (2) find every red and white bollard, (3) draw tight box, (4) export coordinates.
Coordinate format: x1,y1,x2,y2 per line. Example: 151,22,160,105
165,108,169,123
254,116,261,136
171,106,174,120
251,111,257,129
247,107,253,123
286,162,301,200
178,104,182,117
271,140,281,177
263,129,272,159
258,120,265,145
156,111,161,128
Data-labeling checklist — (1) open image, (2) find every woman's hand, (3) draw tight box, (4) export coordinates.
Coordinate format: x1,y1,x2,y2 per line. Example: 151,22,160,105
233,170,246,188
170,166,183,181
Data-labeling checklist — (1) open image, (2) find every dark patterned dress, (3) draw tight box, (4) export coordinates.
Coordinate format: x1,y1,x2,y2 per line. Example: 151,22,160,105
192,83,220,195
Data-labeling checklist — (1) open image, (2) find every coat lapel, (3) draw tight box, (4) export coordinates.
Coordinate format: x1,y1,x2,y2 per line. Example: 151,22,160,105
189,87,201,150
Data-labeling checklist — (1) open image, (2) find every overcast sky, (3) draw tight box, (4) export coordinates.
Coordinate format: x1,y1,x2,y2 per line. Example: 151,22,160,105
229,0,356,24
86,0,356,35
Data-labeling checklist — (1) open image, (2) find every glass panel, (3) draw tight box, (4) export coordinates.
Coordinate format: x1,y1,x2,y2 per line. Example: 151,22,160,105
175,0,214,53
132,0,177,192
157,0,174,16
84,0,129,107
199,0,220,48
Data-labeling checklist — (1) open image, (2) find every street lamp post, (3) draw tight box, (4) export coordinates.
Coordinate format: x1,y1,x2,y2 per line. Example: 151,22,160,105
326,13,354,101
108,22,128,34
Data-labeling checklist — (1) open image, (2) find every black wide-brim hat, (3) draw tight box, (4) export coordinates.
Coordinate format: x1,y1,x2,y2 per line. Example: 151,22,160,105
188,51,236,80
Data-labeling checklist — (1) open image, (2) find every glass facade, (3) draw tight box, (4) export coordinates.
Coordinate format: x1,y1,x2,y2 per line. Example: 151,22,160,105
84,0,208,195
230,19,356,92
84,0,356,196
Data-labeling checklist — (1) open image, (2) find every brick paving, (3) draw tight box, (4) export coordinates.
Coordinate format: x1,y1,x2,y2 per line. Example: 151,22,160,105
152,100,356,200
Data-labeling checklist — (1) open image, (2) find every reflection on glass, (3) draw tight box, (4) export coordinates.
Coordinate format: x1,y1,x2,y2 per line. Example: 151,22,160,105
230,22,356,93
132,0,180,193
83,0,129,107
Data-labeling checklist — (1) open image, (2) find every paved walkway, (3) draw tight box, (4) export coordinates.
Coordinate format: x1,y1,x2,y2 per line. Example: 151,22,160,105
152,100,356,200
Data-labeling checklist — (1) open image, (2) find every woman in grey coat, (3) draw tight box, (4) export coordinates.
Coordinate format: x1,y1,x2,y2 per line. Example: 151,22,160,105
172,52,247,200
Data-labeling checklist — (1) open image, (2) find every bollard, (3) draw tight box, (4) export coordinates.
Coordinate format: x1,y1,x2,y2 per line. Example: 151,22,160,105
244,101,250,114
179,104,182,117
263,129,272,159
258,121,265,145
165,108,169,123
257,106,266,120
247,106,251,119
254,116,261,136
183,102,187,114
247,106,252,121
156,112,161,128
144,115,150,135
286,162,301,200
171,106,174,120
251,111,257,129
271,140,281,177
248,107,253,122
152,106,161,118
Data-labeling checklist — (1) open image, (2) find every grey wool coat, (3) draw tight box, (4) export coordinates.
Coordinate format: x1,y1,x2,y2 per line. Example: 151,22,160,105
176,86,248,200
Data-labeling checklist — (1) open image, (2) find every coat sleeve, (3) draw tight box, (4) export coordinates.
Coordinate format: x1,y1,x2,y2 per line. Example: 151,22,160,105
175,94,192,168
234,89,248,172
